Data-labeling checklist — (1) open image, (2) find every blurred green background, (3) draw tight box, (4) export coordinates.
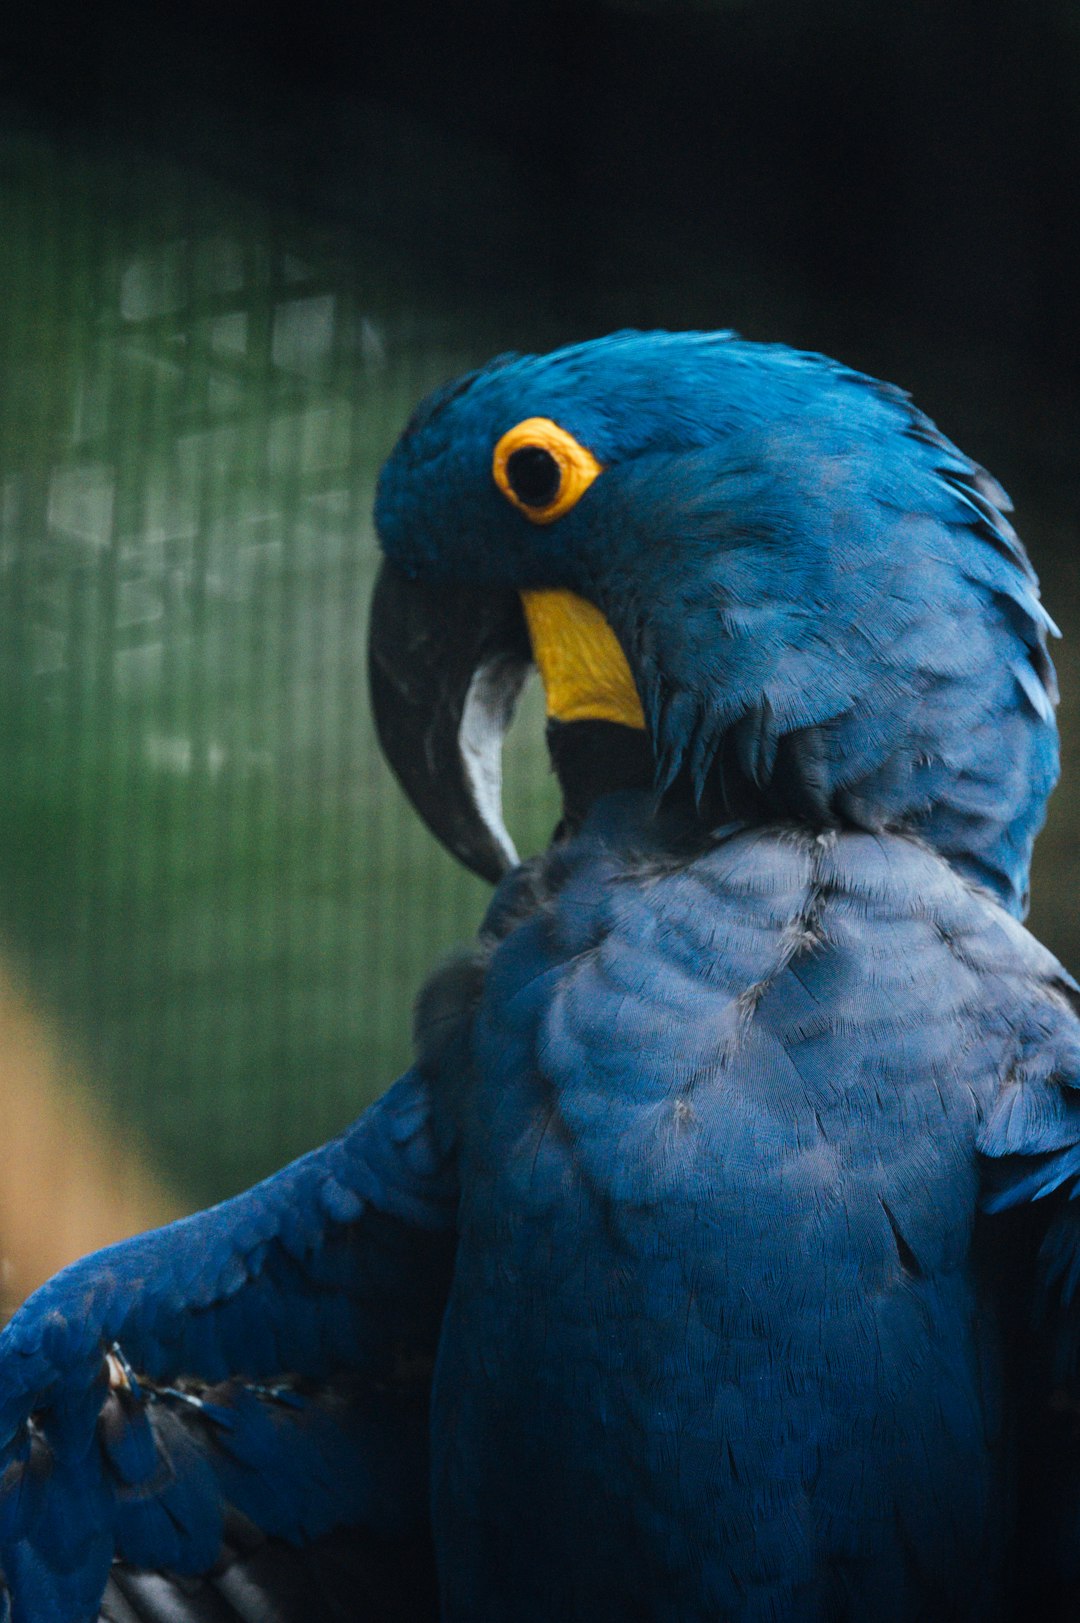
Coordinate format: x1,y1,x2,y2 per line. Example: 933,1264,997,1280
0,0,1077,1277
0,127,563,1215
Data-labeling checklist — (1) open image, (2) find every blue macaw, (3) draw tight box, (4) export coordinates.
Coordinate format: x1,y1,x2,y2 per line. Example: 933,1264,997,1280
0,330,1077,1622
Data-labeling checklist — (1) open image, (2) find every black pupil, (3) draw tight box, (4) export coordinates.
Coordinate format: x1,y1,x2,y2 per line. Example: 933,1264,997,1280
506,445,562,508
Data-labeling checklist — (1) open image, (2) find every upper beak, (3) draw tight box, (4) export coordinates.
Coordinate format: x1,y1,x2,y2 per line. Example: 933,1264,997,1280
367,560,533,883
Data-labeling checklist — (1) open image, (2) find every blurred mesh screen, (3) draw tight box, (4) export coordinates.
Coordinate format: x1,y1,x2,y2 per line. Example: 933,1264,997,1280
0,126,558,1225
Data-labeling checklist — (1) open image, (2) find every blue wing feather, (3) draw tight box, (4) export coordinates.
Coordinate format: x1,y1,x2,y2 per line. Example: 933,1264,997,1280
0,1070,456,1622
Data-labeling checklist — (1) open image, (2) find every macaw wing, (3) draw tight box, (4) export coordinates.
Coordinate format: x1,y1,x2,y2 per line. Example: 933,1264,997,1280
0,1071,456,1623
100,1516,437,1623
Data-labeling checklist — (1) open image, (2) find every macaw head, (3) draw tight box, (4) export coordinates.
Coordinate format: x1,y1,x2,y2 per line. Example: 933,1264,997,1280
370,330,1058,918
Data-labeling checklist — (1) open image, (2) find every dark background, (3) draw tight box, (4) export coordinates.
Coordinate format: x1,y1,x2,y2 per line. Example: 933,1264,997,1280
0,0,1076,1280
6,0,1078,421
6,0,1076,630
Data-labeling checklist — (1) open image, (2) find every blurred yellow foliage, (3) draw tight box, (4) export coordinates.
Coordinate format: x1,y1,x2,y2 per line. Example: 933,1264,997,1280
0,963,180,1315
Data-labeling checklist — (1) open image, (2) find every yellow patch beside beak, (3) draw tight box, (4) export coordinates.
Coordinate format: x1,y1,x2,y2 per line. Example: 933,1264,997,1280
520,589,646,730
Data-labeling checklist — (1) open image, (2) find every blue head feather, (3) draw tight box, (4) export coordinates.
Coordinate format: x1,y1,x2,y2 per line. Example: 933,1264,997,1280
375,331,1059,916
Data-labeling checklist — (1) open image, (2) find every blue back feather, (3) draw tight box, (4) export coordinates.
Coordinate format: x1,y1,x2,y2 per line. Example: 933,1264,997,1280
428,795,1080,1620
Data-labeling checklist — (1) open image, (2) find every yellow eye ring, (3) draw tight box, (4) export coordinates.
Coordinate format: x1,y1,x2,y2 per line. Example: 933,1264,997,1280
492,417,603,525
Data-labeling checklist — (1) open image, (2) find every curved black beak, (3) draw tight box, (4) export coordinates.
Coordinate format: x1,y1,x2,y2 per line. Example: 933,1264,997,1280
367,561,533,883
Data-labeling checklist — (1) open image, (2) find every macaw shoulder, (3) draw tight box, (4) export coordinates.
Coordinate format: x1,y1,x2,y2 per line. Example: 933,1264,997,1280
445,804,1080,1266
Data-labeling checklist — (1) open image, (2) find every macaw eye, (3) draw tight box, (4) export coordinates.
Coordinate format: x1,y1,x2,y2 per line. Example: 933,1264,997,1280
505,446,561,508
492,417,602,525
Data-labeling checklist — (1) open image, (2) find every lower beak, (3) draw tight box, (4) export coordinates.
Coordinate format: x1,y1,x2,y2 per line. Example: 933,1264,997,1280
367,561,532,883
